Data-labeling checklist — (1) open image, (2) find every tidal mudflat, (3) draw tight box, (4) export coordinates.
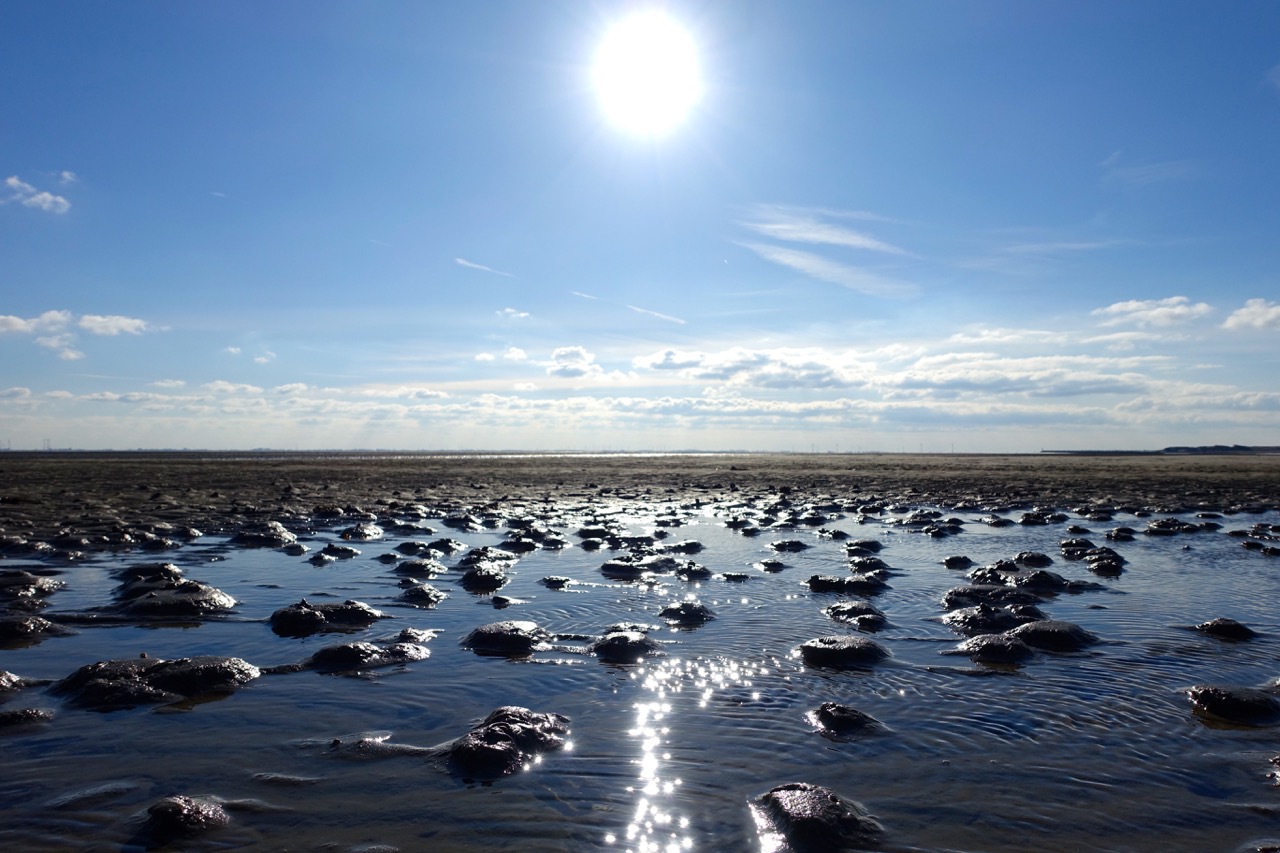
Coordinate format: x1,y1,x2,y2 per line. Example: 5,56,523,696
3,451,1280,851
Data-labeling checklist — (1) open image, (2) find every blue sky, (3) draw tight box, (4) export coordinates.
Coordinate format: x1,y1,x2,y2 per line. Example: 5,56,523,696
3,1,1280,452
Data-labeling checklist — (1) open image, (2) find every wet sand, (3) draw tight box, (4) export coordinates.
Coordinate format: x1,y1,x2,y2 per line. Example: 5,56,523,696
2,451,1278,544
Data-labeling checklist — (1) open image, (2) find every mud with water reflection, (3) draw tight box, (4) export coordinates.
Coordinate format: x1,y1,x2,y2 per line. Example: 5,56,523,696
3,453,1280,851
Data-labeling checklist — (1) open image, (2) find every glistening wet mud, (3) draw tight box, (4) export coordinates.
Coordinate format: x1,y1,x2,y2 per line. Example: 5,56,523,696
3,452,1280,852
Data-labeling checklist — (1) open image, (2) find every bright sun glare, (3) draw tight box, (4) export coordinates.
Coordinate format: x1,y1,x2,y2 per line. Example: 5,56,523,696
593,11,702,136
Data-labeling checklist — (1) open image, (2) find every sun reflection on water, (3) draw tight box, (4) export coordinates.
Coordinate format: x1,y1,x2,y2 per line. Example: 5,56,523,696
608,655,777,851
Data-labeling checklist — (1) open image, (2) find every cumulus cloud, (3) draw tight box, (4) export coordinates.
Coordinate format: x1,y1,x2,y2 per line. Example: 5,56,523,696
79,314,150,335
254,351,277,364
0,387,32,400
4,175,71,213
1,310,157,359
225,346,242,355
740,242,917,297
150,379,186,389
455,257,514,277
59,171,78,185
273,383,309,395
474,352,496,362
546,346,602,378
36,334,83,360
633,349,706,370
497,308,529,320
1092,296,1212,327
1223,298,1280,330
0,310,72,335
635,346,858,389
203,380,264,394
514,382,539,391
503,347,527,361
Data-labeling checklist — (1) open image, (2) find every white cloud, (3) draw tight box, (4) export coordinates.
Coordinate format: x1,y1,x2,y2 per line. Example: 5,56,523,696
150,379,186,389
740,242,918,297
225,346,242,355
272,383,309,395
203,380,264,394
5,176,35,195
59,171,78,185
946,328,1058,346
547,346,602,378
571,291,598,300
514,382,539,391
1223,298,1280,330
1092,296,1212,327
497,308,529,320
79,314,150,335
0,387,31,400
4,175,70,213
503,347,527,361
254,351,277,364
1080,331,1166,351
35,334,83,360
455,257,514,277
634,349,711,370
475,352,496,362
738,205,909,255
23,192,71,214
0,310,72,335
627,305,686,325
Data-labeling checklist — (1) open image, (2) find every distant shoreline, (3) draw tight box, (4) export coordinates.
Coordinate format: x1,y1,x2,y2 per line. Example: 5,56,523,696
4,451,1280,551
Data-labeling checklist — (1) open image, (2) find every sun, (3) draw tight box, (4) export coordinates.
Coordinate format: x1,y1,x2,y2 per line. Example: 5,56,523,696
593,11,702,137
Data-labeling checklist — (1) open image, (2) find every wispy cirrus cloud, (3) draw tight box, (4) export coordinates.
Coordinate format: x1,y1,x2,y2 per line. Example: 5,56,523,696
455,257,514,277
738,205,909,255
1223,298,1280,330
1000,239,1127,255
627,305,686,325
1091,296,1212,327
740,242,918,297
1100,151,1196,187
3,175,71,214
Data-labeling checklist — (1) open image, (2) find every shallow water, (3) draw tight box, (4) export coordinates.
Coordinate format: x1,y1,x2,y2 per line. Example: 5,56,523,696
4,496,1280,852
